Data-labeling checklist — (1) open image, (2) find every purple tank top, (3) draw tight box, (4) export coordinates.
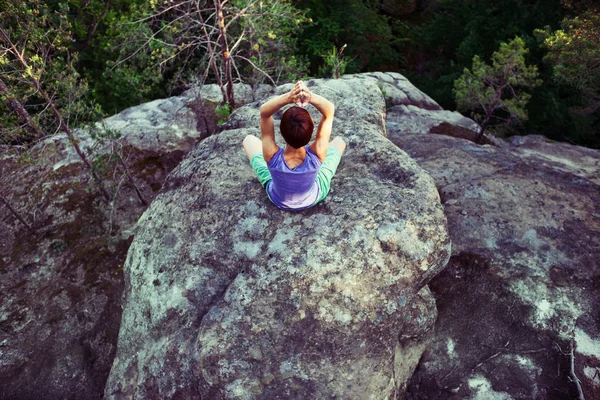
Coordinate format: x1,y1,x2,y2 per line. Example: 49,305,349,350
266,146,322,210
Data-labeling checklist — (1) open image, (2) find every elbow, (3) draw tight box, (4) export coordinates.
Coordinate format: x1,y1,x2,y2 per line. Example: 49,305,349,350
325,104,335,119
260,104,270,118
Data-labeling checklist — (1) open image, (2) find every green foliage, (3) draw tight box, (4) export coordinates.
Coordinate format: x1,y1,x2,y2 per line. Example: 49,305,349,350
90,2,170,114
532,11,600,147
0,0,102,145
215,104,232,125
27,0,169,115
103,0,308,108
2,0,597,149
85,125,130,199
454,37,542,140
535,12,600,103
15,150,34,166
91,153,113,176
227,0,310,85
318,45,349,79
400,0,563,109
296,0,400,75
88,124,122,141
50,239,67,253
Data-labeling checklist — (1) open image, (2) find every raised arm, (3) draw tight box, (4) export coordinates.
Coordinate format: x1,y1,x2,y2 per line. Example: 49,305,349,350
259,82,303,162
304,85,335,161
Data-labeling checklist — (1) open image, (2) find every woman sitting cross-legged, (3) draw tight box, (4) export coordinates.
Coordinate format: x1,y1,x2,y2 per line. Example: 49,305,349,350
243,81,346,211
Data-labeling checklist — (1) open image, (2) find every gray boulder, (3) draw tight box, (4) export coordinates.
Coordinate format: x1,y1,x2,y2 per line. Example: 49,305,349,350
508,134,600,184
0,138,186,400
37,94,204,173
339,72,490,145
40,82,276,172
390,134,600,399
182,82,275,105
386,104,479,139
342,72,443,111
104,77,451,399
0,83,231,400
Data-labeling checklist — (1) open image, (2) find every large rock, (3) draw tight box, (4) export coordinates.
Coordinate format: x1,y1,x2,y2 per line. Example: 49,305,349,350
508,134,600,185
342,72,443,111
389,134,600,399
182,82,275,106
0,142,186,399
338,72,489,144
42,82,276,172
0,85,230,399
104,77,451,399
386,104,479,139
0,80,272,400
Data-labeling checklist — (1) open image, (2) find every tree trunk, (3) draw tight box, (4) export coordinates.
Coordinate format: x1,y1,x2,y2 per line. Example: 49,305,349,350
0,27,111,201
0,77,41,138
0,194,32,231
116,154,147,206
214,0,235,109
476,112,492,144
196,4,228,105
44,91,111,201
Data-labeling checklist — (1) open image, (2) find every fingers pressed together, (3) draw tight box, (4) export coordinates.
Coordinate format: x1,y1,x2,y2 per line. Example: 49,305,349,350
292,80,310,108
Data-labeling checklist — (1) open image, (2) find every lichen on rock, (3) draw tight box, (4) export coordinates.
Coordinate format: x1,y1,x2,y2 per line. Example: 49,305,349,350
393,133,600,399
104,77,451,399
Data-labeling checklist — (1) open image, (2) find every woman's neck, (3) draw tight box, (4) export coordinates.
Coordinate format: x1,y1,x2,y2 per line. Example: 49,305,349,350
284,145,305,156
283,144,307,169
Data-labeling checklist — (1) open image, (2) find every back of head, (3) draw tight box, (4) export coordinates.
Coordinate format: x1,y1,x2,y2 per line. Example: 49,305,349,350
280,106,314,149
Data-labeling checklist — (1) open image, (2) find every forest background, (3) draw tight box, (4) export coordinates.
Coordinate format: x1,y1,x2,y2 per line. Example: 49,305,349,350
1,0,598,149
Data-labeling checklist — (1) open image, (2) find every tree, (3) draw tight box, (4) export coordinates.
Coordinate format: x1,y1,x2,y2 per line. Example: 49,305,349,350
0,77,40,139
535,11,600,115
295,0,399,75
64,0,154,114
108,0,308,109
396,0,564,109
318,44,349,79
453,37,542,142
0,0,110,200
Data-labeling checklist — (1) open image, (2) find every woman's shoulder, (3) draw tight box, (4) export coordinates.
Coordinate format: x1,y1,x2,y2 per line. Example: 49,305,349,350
266,146,283,166
306,145,323,164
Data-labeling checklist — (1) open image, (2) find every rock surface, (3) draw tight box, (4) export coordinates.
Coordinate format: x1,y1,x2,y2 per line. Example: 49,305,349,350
182,82,275,106
386,104,479,139
1,71,452,400
0,82,260,399
0,143,184,400
40,82,274,173
340,72,486,144
5,68,599,400
389,133,600,399
343,72,443,111
104,77,451,399
508,134,600,185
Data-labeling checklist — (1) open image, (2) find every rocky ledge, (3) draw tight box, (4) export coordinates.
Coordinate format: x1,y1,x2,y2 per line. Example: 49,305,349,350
392,132,600,399
3,70,599,400
104,77,451,399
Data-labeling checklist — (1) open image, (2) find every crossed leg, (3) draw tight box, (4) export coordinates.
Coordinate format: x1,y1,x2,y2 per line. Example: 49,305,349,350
329,136,347,155
242,135,263,161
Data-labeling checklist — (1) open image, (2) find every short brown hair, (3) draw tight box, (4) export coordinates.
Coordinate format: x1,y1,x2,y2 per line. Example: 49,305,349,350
280,106,314,149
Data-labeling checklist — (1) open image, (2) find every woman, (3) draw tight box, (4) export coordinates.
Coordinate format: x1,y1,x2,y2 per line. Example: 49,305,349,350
243,81,346,211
